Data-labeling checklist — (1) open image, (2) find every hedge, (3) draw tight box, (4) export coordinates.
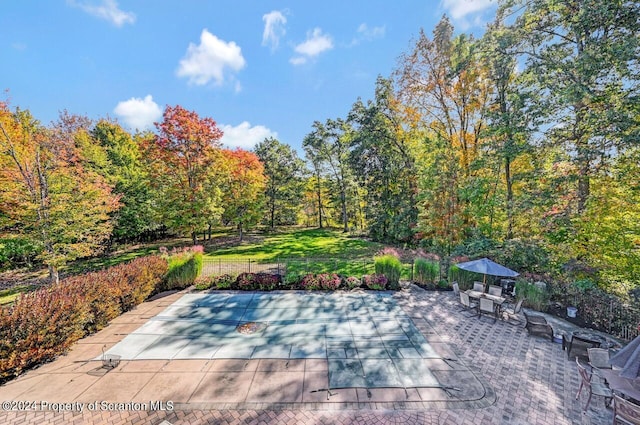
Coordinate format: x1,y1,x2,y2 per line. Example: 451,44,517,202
0,255,167,384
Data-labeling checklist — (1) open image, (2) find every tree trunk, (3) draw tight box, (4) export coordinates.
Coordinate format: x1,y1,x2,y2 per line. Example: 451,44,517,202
192,231,197,246
505,156,514,240
315,170,323,228
48,264,59,285
238,223,244,242
341,189,348,232
270,199,276,229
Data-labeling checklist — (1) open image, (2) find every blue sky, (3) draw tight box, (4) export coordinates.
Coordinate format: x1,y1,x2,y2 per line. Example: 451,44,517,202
1,0,497,152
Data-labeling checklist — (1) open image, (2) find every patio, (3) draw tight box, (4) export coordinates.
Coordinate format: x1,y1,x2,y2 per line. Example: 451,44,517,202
0,284,617,424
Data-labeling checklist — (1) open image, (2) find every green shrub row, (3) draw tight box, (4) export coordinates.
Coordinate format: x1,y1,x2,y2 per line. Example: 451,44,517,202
0,255,167,384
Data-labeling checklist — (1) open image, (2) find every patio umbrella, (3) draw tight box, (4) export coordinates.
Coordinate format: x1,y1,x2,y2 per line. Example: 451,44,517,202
455,258,519,278
610,335,640,379
455,258,519,288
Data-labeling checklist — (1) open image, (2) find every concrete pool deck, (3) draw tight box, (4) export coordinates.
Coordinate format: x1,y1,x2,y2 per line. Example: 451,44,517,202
0,284,617,424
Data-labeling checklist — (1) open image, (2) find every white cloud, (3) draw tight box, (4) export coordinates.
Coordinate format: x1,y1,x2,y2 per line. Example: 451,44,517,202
357,23,386,39
69,0,136,27
290,27,333,65
113,95,162,130
349,23,386,46
262,10,287,51
220,122,277,149
441,0,495,20
176,29,246,86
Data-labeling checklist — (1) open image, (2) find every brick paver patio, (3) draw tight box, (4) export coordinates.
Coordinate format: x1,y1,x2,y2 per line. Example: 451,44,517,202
0,284,616,424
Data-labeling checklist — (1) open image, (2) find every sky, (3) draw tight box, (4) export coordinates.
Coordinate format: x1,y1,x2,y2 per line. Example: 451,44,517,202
1,0,498,153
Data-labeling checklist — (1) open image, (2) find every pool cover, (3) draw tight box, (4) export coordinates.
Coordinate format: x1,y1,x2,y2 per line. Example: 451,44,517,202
104,292,441,388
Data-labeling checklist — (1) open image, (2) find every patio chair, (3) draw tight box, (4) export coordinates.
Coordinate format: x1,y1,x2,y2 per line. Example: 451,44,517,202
612,393,640,425
587,347,611,382
523,311,554,341
478,297,497,322
488,285,503,297
459,291,477,316
473,282,485,292
452,282,460,296
575,357,612,411
564,333,601,360
501,298,524,323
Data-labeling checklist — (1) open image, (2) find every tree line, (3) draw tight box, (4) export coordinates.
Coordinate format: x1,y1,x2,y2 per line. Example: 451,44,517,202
1,0,638,296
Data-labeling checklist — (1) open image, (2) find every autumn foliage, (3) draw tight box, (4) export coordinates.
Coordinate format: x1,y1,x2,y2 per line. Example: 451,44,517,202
0,255,167,383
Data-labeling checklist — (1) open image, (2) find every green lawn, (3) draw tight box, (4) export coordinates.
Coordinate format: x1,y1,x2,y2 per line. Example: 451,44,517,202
204,227,414,279
205,228,384,261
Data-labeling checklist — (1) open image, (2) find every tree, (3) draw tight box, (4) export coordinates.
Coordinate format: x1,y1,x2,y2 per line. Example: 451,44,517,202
254,137,306,229
92,121,159,243
0,103,120,283
395,16,493,253
480,11,538,239
348,77,419,243
145,105,224,245
303,118,355,232
510,0,640,213
220,149,266,241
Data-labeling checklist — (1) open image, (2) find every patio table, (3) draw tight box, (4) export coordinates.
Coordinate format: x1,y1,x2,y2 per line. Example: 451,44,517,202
466,290,506,319
601,368,640,402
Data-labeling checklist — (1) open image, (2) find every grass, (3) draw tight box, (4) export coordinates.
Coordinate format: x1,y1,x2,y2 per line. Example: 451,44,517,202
205,228,384,261
204,227,398,278
0,285,38,305
1,227,392,302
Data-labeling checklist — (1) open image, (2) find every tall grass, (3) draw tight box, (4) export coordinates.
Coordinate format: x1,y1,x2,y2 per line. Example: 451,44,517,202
448,265,481,291
413,258,439,285
163,248,203,291
515,279,549,312
374,255,402,289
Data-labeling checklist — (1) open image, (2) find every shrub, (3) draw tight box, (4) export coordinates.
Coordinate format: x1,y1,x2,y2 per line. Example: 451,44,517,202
0,237,42,271
414,257,439,285
254,273,280,291
316,273,341,290
363,274,388,290
213,274,236,290
515,279,549,311
346,276,361,289
374,255,402,289
235,273,280,290
162,249,203,291
300,273,321,290
283,272,304,288
0,255,167,384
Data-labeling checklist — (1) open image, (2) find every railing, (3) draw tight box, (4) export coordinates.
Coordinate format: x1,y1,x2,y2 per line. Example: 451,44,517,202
572,289,640,342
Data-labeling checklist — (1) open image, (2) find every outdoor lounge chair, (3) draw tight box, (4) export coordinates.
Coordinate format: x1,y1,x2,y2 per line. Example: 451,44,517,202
523,311,554,341
452,282,460,296
612,393,640,425
563,333,601,360
575,358,612,411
